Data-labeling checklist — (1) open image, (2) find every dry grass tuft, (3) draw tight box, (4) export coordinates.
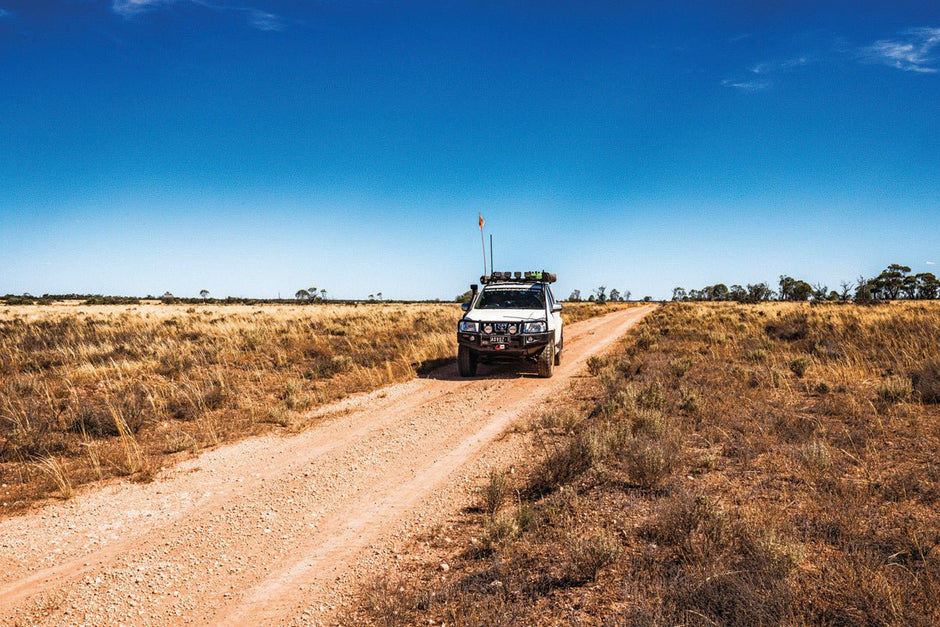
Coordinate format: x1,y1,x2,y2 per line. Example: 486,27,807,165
912,359,940,403
479,467,512,516
564,531,622,582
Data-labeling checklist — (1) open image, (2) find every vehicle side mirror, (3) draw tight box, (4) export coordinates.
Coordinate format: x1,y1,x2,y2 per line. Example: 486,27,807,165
552,303,563,312
461,302,470,311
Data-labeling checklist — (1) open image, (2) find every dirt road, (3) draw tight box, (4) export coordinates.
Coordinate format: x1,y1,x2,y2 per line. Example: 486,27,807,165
0,306,653,626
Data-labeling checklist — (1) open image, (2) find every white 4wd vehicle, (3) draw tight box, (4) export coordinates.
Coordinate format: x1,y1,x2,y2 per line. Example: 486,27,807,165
457,271,563,378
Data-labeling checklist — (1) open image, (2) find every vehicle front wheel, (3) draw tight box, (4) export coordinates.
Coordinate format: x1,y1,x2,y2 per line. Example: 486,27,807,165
537,342,554,378
458,345,478,377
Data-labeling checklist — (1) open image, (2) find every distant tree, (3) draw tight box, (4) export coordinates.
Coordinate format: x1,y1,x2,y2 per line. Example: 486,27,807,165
877,264,911,300
729,285,746,302
377,292,383,301
854,275,876,304
588,294,595,302
671,287,686,302
609,288,621,302
295,289,310,302
779,275,813,301
746,283,774,303
858,264,918,301
568,289,582,302
916,273,939,300
594,286,607,304
643,295,652,302
200,289,210,300
623,290,631,301
368,294,375,300
839,281,854,301
455,289,473,303
901,274,919,300
811,283,829,301
705,283,729,301
319,289,328,301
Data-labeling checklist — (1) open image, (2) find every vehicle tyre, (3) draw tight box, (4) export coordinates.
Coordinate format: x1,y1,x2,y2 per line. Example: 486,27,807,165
554,333,563,366
458,345,478,377
537,342,554,378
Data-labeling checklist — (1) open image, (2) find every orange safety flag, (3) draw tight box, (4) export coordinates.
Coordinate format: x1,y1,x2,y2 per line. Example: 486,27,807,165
478,213,485,230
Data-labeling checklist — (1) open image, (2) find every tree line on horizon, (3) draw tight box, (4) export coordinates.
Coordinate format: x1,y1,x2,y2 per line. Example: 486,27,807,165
5,264,938,307
672,264,939,303
566,286,635,303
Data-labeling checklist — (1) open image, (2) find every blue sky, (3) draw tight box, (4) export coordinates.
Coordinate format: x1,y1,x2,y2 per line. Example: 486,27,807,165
1,1,938,300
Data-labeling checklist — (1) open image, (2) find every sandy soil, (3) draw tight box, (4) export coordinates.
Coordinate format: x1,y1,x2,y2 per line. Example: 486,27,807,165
0,306,652,626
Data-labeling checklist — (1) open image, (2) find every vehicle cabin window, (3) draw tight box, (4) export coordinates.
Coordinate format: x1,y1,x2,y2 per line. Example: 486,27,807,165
476,288,546,310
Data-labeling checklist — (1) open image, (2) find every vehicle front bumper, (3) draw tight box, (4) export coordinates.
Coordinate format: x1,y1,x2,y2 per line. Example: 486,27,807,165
456,331,553,357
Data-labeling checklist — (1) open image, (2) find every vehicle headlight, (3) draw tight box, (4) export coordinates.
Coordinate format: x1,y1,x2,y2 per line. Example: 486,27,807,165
523,320,547,333
458,320,479,333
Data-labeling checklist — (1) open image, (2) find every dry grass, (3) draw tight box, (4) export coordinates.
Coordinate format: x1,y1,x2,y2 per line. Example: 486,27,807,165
0,300,618,513
347,301,940,626
559,300,639,325
0,302,459,511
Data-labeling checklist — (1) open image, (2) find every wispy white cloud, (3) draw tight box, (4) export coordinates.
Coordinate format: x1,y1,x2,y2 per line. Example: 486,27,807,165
721,78,771,93
859,27,940,73
724,55,810,92
927,261,937,266
247,9,284,32
112,0,177,17
112,0,284,32
749,56,810,75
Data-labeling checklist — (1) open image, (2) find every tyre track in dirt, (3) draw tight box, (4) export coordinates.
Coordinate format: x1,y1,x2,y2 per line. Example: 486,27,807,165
0,305,653,626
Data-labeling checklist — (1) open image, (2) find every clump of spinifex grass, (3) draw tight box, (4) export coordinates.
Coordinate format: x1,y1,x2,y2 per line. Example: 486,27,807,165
347,301,940,626
0,302,460,511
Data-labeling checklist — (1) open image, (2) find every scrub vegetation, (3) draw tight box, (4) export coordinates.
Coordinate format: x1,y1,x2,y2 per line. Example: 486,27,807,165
349,301,940,626
0,300,621,513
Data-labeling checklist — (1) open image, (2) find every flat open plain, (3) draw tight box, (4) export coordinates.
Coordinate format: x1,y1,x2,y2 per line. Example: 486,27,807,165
0,306,653,626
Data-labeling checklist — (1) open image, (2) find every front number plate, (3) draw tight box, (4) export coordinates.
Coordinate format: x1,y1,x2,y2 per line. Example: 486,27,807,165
486,336,509,344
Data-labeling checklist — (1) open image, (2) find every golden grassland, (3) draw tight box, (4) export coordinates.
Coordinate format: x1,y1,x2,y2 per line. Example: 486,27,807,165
0,300,627,513
349,301,940,626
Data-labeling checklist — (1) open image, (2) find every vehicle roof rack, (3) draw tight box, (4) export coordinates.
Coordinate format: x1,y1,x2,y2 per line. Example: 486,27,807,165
480,271,557,285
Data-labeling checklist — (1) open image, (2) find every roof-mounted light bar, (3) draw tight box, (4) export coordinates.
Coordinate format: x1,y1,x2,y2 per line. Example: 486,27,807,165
480,271,557,284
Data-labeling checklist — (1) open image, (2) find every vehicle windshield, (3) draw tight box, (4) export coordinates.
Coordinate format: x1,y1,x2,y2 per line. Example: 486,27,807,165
475,287,545,310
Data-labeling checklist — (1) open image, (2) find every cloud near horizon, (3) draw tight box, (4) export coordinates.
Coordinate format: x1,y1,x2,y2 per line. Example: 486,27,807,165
860,27,940,73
